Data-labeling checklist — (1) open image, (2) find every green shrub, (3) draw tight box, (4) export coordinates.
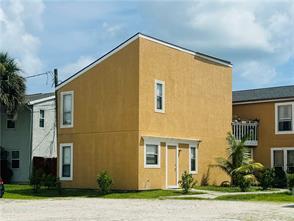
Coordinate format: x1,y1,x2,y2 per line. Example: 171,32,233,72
97,171,112,194
42,174,57,189
287,174,294,193
56,178,62,195
258,168,274,190
178,171,197,194
30,169,43,193
236,174,253,192
273,168,287,188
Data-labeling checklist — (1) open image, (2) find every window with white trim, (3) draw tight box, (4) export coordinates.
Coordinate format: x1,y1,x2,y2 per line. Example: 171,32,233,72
145,144,160,168
11,150,20,169
60,91,74,128
39,110,45,128
190,146,197,173
60,144,73,180
276,102,294,134
272,148,294,173
154,80,165,113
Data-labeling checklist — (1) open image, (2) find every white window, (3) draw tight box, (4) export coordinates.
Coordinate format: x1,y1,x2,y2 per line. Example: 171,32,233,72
271,148,294,173
275,102,294,134
190,146,198,174
60,91,74,128
59,143,73,180
39,110,45,128
154,80,165,113
11,150,20,169
144,144,160,168
7,119,15,129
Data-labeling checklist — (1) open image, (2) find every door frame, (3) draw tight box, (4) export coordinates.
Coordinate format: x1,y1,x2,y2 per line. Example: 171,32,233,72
165,143,179,188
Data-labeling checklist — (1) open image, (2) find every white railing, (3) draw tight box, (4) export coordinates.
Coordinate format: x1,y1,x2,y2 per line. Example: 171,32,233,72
232,121,258,146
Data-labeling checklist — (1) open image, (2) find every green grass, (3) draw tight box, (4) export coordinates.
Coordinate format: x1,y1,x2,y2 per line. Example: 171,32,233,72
216,192,294,202
3,184,197,200
194,185,264,193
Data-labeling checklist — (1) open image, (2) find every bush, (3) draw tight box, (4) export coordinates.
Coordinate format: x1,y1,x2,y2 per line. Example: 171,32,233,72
97,171,112,194
178,171,197,194
272,168,287,188
287,174,294,194
42,174,57,189
0,146,13,183
56,178,62,195
30,169,44,193
236,174,252,192
258,168,274,190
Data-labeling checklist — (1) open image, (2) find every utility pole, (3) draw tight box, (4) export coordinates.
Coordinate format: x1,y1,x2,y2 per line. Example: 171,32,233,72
54,69,58,167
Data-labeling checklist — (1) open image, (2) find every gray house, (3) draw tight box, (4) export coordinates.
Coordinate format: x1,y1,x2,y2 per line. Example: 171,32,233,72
0,93,57,183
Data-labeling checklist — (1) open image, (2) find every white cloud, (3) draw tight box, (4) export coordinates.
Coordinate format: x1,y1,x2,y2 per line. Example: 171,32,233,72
0,0,44,76
59,56,95,81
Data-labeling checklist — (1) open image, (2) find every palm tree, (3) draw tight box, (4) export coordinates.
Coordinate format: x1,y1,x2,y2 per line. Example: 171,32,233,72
0,52,26,118
216,133,263,186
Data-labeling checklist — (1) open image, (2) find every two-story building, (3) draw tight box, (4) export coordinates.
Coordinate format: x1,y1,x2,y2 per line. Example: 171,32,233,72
0,93,57,183
56,33,232,190
233,85,294,174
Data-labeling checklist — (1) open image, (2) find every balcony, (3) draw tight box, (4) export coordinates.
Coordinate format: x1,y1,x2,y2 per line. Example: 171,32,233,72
232,120,259,146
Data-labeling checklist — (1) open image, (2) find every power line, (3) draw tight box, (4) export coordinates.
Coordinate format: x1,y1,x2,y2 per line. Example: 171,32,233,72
24,71,53,79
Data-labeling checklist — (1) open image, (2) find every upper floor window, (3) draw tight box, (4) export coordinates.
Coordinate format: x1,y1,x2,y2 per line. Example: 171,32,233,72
60,91,74,128
7,119,15,129
275,102,294,134
154,80,165,113
39,110,45,128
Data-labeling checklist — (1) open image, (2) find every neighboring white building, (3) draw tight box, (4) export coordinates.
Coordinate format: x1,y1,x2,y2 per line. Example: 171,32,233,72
0,93,56,183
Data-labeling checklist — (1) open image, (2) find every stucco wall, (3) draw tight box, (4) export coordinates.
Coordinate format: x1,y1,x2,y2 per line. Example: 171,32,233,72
138,38,232,188
32,99,57,158
0,107,32,183
57,40,140,189
233,101,294,168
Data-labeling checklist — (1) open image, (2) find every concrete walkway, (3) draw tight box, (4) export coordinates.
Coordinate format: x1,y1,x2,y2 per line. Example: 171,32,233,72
165,188,289,199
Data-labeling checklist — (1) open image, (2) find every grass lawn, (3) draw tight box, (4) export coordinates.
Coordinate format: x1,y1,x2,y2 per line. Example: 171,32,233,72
3,184,198,200
194,185,267,193
216,192,294,203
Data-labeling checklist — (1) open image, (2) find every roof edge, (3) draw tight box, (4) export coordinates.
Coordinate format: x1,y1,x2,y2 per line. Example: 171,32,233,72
28,95,55,105
233,97,294,105
56,32,232,91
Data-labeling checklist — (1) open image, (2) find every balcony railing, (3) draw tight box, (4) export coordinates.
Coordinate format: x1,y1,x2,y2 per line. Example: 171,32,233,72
232,121,259,146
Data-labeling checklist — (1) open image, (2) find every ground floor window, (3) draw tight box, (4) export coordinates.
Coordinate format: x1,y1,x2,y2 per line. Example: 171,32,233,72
59,143,73,180
144,144,160,168
272,148,294,173
190,146,197,173
11,151,20,169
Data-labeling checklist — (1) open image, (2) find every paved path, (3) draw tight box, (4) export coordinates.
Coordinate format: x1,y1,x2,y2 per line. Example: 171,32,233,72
0,198,293,221
167,188,289,199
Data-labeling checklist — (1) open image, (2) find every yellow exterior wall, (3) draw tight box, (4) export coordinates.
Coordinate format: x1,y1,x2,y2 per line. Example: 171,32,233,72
138,38,232,189
57,40,140,190
233,101,294,168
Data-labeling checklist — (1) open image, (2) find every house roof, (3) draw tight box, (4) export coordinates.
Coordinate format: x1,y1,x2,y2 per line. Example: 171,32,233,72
233,85,294,104
25,92,55,104
56,32,232,90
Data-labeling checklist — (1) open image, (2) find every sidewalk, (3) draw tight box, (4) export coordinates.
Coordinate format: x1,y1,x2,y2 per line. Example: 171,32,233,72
165,188,289,199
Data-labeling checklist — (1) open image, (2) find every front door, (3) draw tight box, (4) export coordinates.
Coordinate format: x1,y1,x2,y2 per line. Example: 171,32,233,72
167,145,177,187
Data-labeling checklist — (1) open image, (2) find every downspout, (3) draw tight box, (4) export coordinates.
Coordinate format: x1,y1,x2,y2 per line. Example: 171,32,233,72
25,104,34,180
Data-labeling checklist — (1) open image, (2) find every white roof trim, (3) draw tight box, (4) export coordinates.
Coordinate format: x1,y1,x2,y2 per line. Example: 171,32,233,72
233,97,294,105
28,95,55,105
56,33,232,91
142,135,201,145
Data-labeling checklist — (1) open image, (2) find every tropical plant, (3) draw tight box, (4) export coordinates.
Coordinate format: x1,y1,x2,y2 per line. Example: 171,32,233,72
257,168,274,190
0,52,26,117
178,171,197,194
97,171,112,194
215,133,263,187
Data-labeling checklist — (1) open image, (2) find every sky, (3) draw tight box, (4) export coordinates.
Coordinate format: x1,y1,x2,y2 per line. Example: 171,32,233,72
0,0,294,94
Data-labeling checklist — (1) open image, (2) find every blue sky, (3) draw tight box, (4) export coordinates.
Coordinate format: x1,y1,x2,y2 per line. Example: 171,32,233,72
1,0,294,94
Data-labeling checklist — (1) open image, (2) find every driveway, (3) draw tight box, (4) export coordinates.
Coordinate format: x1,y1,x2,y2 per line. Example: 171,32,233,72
0,198,293,221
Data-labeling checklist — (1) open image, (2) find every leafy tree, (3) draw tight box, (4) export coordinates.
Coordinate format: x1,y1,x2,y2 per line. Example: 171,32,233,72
215,133,263,187
0,52,26,117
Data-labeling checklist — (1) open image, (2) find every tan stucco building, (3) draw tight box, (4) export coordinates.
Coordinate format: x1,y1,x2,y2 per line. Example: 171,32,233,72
56,33,232,190
233,86,294,174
